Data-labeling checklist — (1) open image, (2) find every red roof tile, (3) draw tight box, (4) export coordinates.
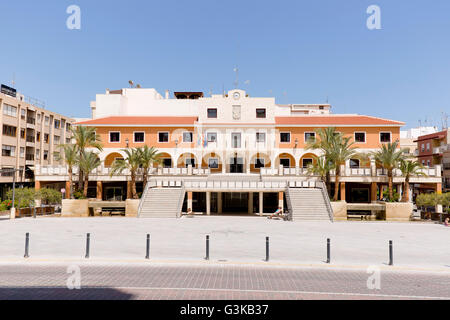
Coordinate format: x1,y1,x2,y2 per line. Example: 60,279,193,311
75,116,198,126
275,115,404,126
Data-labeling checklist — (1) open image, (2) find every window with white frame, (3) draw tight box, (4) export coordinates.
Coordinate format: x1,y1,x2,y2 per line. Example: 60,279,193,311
2,145,16,157
350,159,360,168
3,104,17,117
231,132,241,148
380,132,391,143
280,158,291,168
207,132,217,143
426,143,430,151
304,132,316,143
183,132,193,143
280,132,291,143
256,132,266,143
256,108,266,119
109,131,120,143
158,132,169,143
134,132,145,143
354,132,366,143
208,158,219,169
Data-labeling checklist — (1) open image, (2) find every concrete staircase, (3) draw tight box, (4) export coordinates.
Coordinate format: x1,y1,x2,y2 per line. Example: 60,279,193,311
286,188,332,221
138,187,185,218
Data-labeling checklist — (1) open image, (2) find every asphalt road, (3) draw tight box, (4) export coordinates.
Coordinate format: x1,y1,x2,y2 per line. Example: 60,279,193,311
0,262,449,300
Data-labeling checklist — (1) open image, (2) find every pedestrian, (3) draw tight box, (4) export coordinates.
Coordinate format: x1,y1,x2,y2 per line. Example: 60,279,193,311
268,207,283,220
444,217,449,227
186,208,194,218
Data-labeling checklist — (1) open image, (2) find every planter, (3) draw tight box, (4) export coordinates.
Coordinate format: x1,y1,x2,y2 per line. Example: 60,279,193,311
125,199,140,217
331,201,347,220
61,199,89,217
384,202,413,221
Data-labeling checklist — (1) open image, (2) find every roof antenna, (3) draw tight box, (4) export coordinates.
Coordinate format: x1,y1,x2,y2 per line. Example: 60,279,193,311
11,73,16,87
233,66,239,89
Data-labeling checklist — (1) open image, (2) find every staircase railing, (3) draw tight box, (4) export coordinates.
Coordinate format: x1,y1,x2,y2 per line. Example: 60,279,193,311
176,184,186,218
319,181,334,222
137,181,151,217
284,188,293,221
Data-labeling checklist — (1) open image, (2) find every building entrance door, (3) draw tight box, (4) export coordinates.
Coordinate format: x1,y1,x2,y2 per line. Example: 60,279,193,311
229,157,243,173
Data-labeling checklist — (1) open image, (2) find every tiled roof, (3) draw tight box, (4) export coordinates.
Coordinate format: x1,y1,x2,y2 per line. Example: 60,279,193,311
75,116,198,126
275,115,404,126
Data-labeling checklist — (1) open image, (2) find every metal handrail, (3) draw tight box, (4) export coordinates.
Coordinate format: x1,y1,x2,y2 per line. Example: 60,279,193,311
176,184,186,218
319,180,334,222
137,180,151,217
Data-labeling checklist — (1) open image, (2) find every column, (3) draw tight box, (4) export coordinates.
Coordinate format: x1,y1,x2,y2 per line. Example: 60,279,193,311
436,183,442,194
340,182,346,201
65,180,71,199
278,191,284,211
187,191,193,212
127,181,132,199
96,181,103,200
35,180,41,191
248,192,253,214
259,192,263,216
371,182,377,203
206,191,211,215
218,192,223,214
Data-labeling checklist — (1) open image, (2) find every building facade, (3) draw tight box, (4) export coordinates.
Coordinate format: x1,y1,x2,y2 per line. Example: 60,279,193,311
0,85,74,198
34,87,443,217
416,129,450,193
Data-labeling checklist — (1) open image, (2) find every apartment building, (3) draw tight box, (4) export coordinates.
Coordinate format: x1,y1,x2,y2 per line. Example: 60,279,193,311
416,128,450,192
34,87,442,218
0,84,74,199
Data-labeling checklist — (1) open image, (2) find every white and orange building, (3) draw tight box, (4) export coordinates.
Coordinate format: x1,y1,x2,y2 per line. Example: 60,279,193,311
35,88,442,218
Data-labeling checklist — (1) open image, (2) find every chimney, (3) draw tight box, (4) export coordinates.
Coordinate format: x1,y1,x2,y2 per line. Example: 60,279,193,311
165,90,169,99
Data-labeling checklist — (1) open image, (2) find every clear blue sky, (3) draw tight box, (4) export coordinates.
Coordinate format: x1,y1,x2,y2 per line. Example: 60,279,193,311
1,0,449,128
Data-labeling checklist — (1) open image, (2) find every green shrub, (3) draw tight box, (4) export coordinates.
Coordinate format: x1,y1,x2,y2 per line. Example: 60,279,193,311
37,188,62,205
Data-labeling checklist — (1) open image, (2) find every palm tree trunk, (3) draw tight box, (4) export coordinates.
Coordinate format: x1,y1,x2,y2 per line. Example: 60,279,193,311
143,169,148,190
68,168,73,199
83,175,89,198
333,167,340,202
131,171,138,199
401,178,410,202
325,171,331,196
388,169,393,201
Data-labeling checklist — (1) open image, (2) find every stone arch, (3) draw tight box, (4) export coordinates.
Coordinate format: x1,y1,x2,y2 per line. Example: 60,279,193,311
157,152,173,168
201,152,223,173
177,153,198,168
275,152,296,168
104,152,125,167
299,152,319,168
249,152,271,173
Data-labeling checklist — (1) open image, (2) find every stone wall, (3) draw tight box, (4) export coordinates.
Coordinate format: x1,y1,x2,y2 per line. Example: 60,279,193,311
125,199,140,217
61,199,89,217
331,201,347,221
385,202,413,221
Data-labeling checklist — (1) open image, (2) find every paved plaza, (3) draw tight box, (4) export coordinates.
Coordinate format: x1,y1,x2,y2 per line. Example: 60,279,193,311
0,216,449,270
0,263,449,300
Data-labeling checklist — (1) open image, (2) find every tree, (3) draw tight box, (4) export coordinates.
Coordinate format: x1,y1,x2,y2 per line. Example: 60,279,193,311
306,127,340,195
37,188,62,205
399,159,426,202
56,144,78,199
70,126,103,192
370,141,406,202
137,146,161,188
6,187,36,209
306,155,334,184
110,148,141,199
78,151,101,198
329,135,358,201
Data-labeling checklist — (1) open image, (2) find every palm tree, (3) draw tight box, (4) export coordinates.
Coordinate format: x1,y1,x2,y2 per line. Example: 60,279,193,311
329,135,358,201
71,126,103,192
78,151,101,198
110,148,141,199
137,146,161,188
399,159,426,202
306,155,334,183
370,141,406,201
56,144,78,199
306,127,340,195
